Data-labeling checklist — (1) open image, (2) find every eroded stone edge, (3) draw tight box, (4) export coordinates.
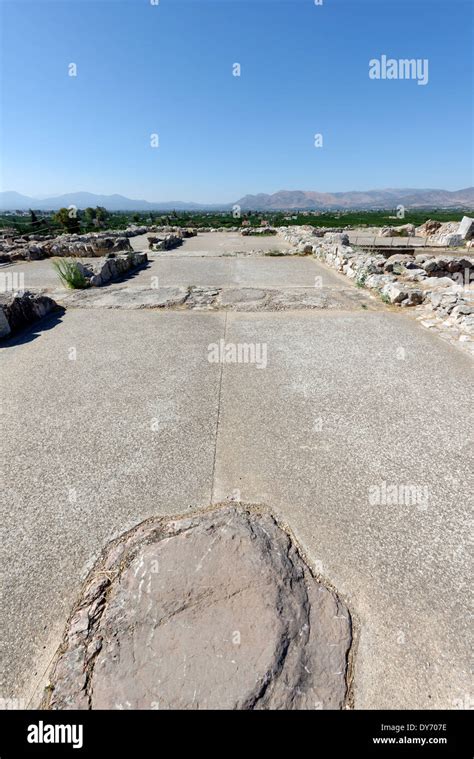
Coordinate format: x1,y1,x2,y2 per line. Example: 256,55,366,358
40,502,356,710
59,285,374,313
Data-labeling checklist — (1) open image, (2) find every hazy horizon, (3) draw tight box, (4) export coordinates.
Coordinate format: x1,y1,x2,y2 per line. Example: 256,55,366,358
2,184,474,204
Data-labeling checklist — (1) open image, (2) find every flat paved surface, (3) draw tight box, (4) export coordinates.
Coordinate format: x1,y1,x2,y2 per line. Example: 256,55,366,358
212,311,473,709
111,254,349,290
1,310,223,707
1,236,472,711
2,235,324,293
0,258,100,291
130,231,293,256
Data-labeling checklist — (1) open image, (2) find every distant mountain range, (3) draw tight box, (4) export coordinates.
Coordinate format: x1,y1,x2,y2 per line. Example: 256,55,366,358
1,187,473,212
0,191,210,212
235,188,474,211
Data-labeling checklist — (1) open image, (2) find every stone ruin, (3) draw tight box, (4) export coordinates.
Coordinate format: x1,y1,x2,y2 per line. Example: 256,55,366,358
0,231,134,264
147,227,197,251
276,227,473,349
43,506,352,711
74,251,148,287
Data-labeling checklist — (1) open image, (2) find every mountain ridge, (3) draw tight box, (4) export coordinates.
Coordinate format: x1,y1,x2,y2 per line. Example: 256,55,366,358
235,188,474,210
1,188,473,212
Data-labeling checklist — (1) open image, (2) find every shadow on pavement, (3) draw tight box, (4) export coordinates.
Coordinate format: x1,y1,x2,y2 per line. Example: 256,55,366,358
0,308,66,348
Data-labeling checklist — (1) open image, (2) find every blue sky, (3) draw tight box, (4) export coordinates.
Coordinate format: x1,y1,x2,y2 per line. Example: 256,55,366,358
1,0,473,202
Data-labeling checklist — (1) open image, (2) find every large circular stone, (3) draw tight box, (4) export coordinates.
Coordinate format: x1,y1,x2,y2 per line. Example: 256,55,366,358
45,506,351,710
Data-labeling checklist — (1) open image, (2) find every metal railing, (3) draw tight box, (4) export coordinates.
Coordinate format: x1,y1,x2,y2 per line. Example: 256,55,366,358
349,235,473,252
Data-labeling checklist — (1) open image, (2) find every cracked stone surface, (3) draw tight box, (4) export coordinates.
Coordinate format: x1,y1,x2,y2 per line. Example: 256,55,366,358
58,284,375,312
44,506,351,710
60,285,189,309
218,287,268,305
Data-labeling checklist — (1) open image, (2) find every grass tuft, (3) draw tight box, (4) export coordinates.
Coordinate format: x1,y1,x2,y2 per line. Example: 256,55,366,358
356,271,368,288
52,258,89,289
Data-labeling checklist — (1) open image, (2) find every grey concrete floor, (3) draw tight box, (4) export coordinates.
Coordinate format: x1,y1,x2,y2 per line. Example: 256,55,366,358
1,310,224,707
0,240,472,711
114,254,348,290
0,258,100,292
0,233,303,293
212,310,473,710
2,256,308,292
130,231,293,256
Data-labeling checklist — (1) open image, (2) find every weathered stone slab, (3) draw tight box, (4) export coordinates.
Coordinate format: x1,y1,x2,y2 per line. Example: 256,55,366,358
62,285,188,309
383,254,414,272
378,224,415,238
268,288,331,310
457,216,474,241
241,227,277,236
44,506,352,710
0,290,58,339
0,231,140,263
149,234,183,251
218,288,267,305
49,234,133,258
74,251,147,287
60,285,372,313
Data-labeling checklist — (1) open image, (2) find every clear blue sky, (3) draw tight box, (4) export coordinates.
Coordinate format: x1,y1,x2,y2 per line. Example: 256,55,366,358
1,0,472,202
